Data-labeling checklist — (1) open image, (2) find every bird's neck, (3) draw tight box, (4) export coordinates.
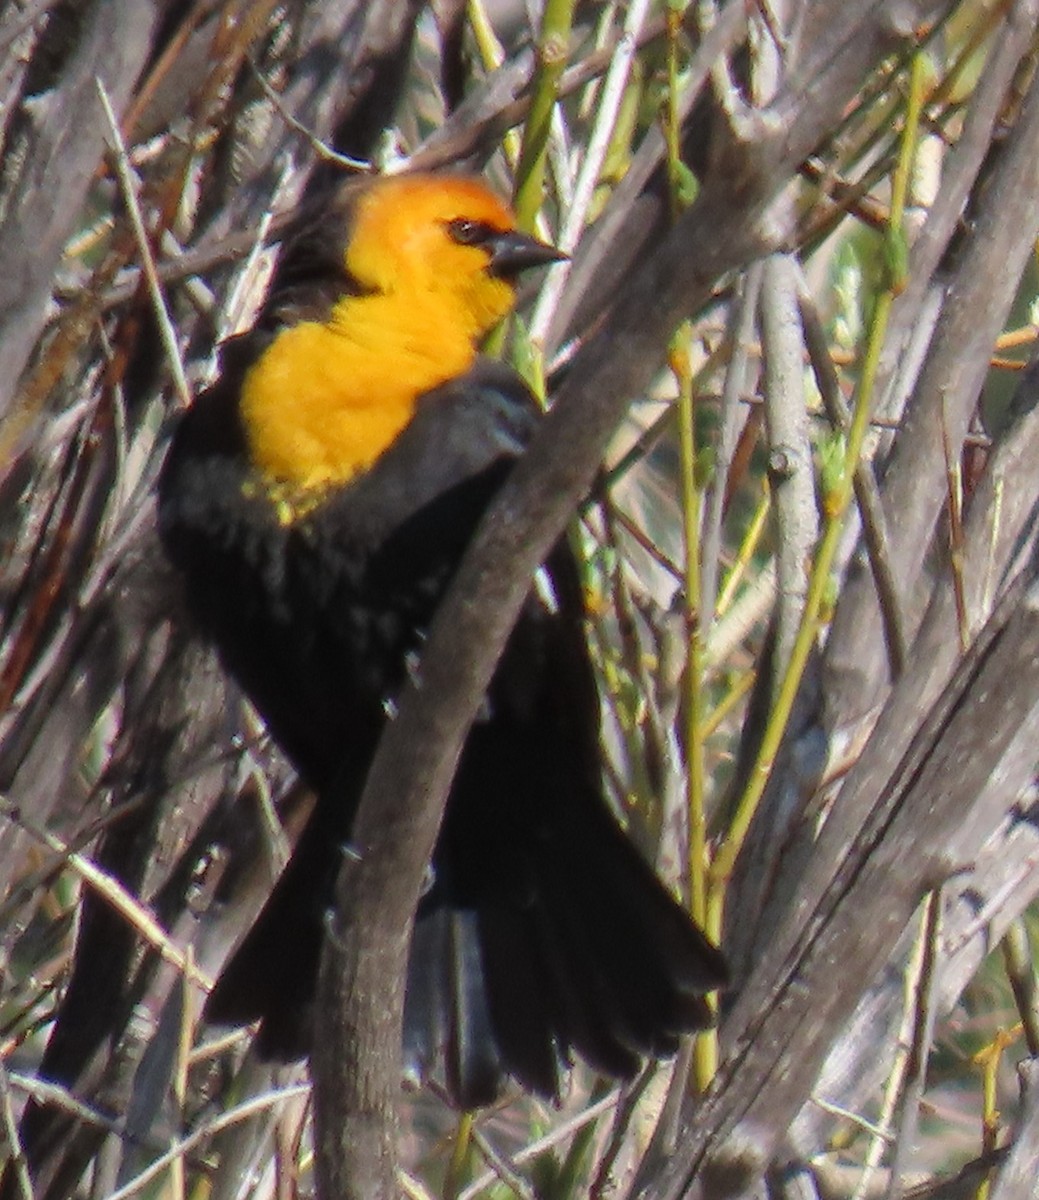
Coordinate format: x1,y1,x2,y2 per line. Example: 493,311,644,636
239,290,481,511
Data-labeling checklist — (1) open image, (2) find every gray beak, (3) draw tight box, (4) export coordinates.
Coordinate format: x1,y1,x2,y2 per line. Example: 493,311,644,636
488,230,567,278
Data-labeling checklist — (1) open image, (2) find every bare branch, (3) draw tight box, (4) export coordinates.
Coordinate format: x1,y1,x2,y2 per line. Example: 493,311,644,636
311,4,951,1195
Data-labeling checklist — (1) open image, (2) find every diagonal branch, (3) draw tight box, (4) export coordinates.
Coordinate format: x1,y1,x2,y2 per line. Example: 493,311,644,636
653,561,1039,1199
309,4,954,1197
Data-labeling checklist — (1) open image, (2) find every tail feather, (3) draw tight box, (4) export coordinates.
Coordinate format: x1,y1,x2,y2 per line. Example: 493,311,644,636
483,792,727,1088
534,849,688,1068
404,908,504,1109
525,883,646,1079
479,905,563,1097
401,908,447,1086
491,885,644,1082
445,911,503,1108
204,781,727,1105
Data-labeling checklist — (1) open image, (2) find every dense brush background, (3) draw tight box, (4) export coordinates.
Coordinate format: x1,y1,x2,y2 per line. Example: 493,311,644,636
2,0,1039,1197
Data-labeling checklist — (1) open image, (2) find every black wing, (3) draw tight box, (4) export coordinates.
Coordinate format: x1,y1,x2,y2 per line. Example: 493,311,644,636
158,356,727,1105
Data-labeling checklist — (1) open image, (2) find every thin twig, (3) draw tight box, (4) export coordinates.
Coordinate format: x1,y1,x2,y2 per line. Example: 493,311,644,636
102,1084,311,1200
0,798,213,993
849,898,932,1200
811,1096,895,1144
6,1072,125,1138
939,398,969,652
592,1068,656,1197
0,1063,33,1200
248,56,372,173
95,77,190,408
469,1126,538,1200
884,889,943,1200
701,266,763,630
456,1089,621,1200
798,281,907,676
1002,920,1039,1058
528,0,652,343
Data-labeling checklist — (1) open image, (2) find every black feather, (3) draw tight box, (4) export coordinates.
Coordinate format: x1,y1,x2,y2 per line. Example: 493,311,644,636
159,349,727,1105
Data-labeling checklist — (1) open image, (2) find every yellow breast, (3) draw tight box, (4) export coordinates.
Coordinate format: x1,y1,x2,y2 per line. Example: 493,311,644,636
239,295,477,499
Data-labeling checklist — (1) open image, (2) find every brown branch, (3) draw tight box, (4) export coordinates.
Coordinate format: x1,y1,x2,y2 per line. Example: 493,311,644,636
309,4,946,1196
792,350,1039,1156
989,1058,1039,1200
652,561,1039,1198
823,0,1039,722
0,0,161,421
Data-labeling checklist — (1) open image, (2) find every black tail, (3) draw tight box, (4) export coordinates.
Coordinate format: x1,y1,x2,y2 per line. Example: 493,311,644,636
204,539,727,1105
403,784,727,1108
203,800,336,1062
205,784,726,1108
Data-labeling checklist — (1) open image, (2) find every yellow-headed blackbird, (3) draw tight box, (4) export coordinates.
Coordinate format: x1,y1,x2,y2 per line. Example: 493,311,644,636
158,173,727,1108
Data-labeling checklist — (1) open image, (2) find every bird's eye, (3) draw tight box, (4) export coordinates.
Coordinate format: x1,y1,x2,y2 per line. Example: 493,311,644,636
447,218,486,246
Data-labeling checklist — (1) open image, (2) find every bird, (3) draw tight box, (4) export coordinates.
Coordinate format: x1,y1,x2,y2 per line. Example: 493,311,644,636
157,171,728,1108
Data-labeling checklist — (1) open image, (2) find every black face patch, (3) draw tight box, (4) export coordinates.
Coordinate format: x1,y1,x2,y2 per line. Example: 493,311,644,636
446,217,498,247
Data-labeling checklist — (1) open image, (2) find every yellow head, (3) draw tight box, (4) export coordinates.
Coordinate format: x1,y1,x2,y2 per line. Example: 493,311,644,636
343,174,562,342
240,173,562,499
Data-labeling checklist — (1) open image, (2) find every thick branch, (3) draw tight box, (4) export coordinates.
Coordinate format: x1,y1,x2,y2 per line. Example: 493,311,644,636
989,1059,1039,1200
309,5,947,1197
651,565,1039,1198
823,0,1039,720
0,0,161,420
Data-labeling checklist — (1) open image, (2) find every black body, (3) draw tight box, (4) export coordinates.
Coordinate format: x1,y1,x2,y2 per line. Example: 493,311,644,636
159,344,727,1106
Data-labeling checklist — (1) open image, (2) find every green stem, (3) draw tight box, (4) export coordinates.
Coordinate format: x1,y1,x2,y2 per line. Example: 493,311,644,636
665,1,685,219
443,1111,473,1199
513,0,574,231
466,0,522,168
676,329,717,1090
708,48,926,909
674,332,706,930
664,0,715,1088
